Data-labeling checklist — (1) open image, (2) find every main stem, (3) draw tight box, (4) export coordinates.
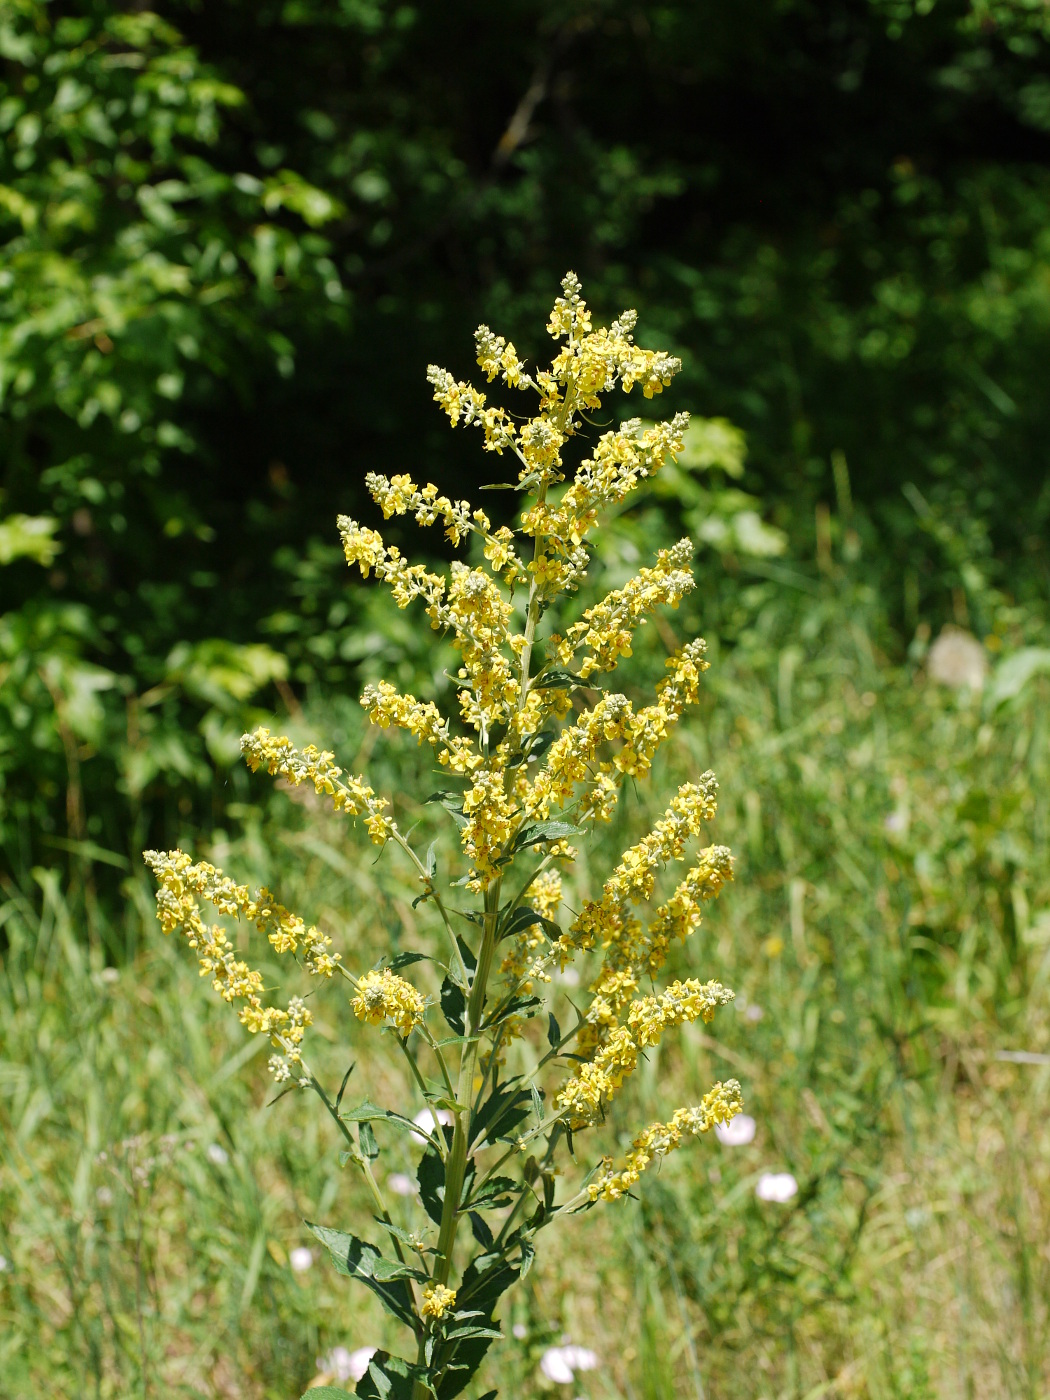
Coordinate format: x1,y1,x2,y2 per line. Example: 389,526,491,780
409,385,574,1395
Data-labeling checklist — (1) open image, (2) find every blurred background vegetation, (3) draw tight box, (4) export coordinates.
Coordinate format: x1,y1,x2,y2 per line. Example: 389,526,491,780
2,1,1050,1397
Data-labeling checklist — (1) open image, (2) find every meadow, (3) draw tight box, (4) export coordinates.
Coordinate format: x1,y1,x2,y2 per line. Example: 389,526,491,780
3,498,1049,1400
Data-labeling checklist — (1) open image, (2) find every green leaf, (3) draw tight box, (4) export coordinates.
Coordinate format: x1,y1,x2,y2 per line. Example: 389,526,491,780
418,1139,473,1226
443,1324,504,1341
416,1141,447,1227
425,791,467,829
468,1175,518,1209
341,1098,387,1122
375,1217,431,1250
511,819,583,852
359,1120,379,1162
507,727,557,768
546,1012,561,1049
530,1084,543,1125
302,1388,354,1399
470,1082,532,1148
357,1351,433,1400
468,1211,494,1249
383,951,431,971
306,1224,420,1327
440,975,466,1035
432,1255,521,1398
484,993,542,1028
531,668,582,691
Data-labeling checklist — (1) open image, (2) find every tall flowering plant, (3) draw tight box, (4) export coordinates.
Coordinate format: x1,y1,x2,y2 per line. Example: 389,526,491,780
145,274,742,1399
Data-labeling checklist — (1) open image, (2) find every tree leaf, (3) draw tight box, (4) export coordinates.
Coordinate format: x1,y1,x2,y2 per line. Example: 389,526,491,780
546,1012,561,1049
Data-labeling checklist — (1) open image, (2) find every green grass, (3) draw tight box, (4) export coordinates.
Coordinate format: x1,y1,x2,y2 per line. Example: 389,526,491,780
2,559,1049,1399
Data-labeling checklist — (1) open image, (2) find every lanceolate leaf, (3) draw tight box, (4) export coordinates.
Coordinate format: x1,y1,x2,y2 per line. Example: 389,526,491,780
357,1351,434,1400
511,819,583,852
466,1175,518,1210
531,668,583,690
306,1224,421,1327
424,791,467,828
439,975,466,1035
469,1081,532,1148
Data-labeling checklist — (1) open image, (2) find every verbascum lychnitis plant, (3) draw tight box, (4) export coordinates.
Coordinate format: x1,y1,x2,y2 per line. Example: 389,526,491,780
145,273,743,1399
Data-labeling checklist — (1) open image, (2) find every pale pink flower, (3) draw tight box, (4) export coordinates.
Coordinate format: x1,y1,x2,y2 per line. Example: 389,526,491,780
318,1345,376,1382
755,1171,798,1203
410,1107,454,1144
540,1345,599,1384
715,1113,756,1146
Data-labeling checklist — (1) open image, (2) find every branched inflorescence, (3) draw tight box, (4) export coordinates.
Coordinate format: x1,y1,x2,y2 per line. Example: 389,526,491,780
145,274,745,1400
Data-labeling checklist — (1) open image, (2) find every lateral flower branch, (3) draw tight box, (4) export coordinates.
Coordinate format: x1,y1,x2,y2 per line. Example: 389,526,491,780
144,273,743,1400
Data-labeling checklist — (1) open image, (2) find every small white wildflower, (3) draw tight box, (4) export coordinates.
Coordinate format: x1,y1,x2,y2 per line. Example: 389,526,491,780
513,1322,528,1339
884,810,908,834
0,1255,8,1272
268,1054,291,1082
556,967,580,987
290,1246,314,1273
100,967,119,984
319,1345,377,1382
744,1003,764,1022
206,1143,229,1166
755,1171,798,1203
387,1172,416,1197
96,1186,115,1206
540,1345,599,1384
715,1113,756,1146
928,626,986,690
410,1107,454,1144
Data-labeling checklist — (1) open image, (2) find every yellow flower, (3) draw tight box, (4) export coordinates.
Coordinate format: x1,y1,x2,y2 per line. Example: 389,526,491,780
588,1080,744,1202
421,1282,457,1322
142,849,324,1078
352,969,426,1038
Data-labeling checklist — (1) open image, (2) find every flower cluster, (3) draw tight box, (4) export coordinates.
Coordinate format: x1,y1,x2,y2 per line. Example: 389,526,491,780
142,849,333,1077
420,1283,457,1323
556,979,735,1128
241,727,396,843
588,1080,744,1202
351,969,426,1038
364,470,523,579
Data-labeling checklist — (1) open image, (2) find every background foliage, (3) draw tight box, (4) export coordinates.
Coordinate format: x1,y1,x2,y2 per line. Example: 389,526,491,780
3,1,1050,1396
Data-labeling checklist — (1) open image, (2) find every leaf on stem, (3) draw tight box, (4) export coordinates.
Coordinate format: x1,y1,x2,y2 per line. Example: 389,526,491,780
510,819,582,853
357,1351,434,1400
469,1081,532,1148
306,1224,422,1327
425,791,467,829
439,975,466,1035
